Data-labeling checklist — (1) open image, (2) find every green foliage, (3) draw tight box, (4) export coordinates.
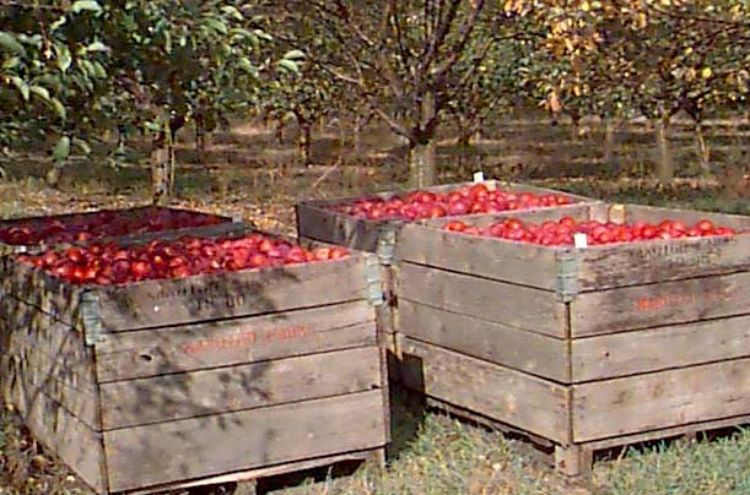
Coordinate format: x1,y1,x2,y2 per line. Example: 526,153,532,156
0,0,289,184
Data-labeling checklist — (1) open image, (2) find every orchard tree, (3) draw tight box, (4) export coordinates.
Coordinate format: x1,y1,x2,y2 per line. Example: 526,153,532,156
260,57,339,167
1,0,299,202
514,0,750,183
272,0,529,188
0,0,112,182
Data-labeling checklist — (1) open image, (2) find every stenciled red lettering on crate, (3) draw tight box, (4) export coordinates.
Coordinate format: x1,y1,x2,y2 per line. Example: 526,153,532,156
634,289,730,312
181,324,312,354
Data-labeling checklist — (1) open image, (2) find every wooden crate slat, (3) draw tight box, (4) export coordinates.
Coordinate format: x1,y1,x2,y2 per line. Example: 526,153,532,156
7,366,106,493
100,346,382,430
571,271,750,337
400,338,570,443
296,202,386,253
572,315,750,382
573,357,750,442
397,262,565,337
96,256,368,331
577,234,750,291
396,223,560,290
4,301,100,429
398,300,569,382
104,389,387,493
96,300,376,382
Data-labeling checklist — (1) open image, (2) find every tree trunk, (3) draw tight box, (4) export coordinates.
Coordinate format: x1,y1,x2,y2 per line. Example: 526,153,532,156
46,163,63,188
298,119,312,167
603,119,616,166
352,113,363,155
151,111,175,205
654,118,674,184
408,91,437,188
408,140,436,189
693,122,711,176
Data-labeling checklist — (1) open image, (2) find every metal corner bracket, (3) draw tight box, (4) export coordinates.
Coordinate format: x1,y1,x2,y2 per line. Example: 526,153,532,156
364,255,385,306
555,250,580,303
80,291,106,346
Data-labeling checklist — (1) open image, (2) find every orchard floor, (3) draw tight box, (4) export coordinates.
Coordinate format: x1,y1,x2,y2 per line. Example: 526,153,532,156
3,117,750,494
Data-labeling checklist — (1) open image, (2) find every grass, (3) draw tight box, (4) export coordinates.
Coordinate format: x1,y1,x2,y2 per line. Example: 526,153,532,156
3,118,750,494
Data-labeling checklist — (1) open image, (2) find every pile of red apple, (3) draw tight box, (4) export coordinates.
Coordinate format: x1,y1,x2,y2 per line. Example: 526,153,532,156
0,208,225,247
17,233,349,286
443,216,739,247
331,184,574,221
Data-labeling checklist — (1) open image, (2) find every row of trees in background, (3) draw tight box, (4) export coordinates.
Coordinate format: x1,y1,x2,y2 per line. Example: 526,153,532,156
1,0,749,197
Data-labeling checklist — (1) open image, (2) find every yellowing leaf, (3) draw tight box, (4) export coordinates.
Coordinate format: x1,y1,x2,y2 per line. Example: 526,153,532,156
701,67,713,79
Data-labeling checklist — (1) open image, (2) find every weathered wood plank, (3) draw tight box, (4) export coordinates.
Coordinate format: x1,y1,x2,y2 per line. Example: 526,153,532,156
104,390,387,493
95,300,376,382
4,302,100,429
8,367,106,493
100,346,382,430
583,412,750,450
573,357,750,442
395,223,560,290
397,262,565,337
571,272,750,337
96,256,368,331
572,315,750,382
577,235,750,291
125,449,380,495
295,202,387,254
400,338,570,443
398,300,569,382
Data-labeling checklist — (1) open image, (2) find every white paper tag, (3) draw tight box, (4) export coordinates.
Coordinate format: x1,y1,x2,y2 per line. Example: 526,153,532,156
473,171,485,183
573,233,588,248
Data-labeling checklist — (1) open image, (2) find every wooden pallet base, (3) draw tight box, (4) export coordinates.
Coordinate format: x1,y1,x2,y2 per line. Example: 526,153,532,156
123,447,386,495
422,395,750,478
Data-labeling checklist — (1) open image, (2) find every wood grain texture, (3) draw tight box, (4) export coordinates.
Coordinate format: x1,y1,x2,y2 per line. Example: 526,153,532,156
395,223,560,290
397,262,565,337
100,346,382,429
572,315,750,382
577,235,750,291
398,300,569,382
96,255,368,331
400,338,570,443
295,202,387,254
8,362,106,493
4,302,99,428
104,390,387,493
573,357,750,442
95,300,376,382
571,272,750,337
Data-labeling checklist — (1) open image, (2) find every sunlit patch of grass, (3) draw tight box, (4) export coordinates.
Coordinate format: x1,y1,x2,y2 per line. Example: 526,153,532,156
595,428,750,495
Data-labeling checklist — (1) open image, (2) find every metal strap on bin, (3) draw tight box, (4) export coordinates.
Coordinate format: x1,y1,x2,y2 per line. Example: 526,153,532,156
80,291,106,346
555,250,580,303
376,225,397,266
365,255,384,306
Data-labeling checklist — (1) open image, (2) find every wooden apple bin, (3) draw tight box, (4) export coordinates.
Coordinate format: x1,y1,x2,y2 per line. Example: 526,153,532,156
0,224,388,494
395,202,750,476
